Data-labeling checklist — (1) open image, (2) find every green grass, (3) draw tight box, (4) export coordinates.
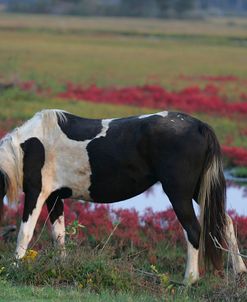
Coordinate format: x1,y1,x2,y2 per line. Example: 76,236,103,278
230,167,247,178
0,89,152,121
0,242,246,302
0,13,247,87
1,276,246,302
0,280,164,302
1,13,247,37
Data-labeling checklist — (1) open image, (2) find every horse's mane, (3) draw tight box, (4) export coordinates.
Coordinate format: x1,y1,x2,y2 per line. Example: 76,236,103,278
0,109,67,203
0,133,23,203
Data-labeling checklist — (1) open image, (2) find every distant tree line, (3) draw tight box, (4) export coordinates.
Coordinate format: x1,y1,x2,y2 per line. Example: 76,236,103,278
5,0,247,17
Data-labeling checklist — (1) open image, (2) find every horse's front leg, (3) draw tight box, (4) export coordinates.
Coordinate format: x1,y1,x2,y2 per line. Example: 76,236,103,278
17,137,47,259
46,196,66,257
15,190,48,259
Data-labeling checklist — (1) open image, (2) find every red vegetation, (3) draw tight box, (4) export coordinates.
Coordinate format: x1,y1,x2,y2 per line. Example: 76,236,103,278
240,128,247,137
2,199,183,250
2,200,247,251
64,201,184,249
19,80,36,92
222,146,247,166
228,210,247,250
7,79,247,167
19,80,51,96
179,74,239,82
240,93,247,101
0,129,6,138
57,83,247,116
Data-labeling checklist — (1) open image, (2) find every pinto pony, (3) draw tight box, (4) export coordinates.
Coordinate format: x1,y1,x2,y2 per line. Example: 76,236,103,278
0,109,245,283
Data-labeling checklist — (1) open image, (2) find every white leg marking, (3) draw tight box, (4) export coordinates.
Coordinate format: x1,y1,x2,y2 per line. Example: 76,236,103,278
183,231,199,284
51,215,65,245
15,193,47,259
51,215,66,258
226,214,247,274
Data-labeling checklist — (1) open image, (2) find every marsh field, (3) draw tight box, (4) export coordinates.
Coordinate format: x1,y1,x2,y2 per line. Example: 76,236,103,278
0,13,246,301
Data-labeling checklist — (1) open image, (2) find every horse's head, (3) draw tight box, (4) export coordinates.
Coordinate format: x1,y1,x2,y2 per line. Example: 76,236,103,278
0,171,7,222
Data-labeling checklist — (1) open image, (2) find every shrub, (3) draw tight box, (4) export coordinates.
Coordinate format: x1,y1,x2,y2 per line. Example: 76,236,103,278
3,198,247,253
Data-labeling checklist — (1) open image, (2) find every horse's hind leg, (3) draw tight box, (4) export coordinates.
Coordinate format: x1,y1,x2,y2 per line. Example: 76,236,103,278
175,199,200,284
225,214,247,275
46,195,66,257
183,229,199,284
161,182,200,284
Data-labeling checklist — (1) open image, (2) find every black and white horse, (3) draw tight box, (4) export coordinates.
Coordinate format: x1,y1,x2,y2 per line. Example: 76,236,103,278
0,109,245,284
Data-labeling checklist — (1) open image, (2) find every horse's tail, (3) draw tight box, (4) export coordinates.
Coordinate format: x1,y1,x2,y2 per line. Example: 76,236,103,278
198,123,226,270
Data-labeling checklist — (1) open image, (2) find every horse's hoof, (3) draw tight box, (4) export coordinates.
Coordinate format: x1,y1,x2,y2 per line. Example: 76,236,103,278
183,275,200,286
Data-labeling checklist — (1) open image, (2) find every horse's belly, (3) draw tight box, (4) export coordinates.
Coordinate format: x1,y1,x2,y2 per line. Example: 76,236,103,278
88,173,156,203
60,165,155,203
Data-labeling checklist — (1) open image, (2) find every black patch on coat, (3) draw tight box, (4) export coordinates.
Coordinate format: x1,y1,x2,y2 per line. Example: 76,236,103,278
57,112,103,141
21,137,45,222
86,116,159,203
0,170,7,199
46,187,72,225
85,112,208,251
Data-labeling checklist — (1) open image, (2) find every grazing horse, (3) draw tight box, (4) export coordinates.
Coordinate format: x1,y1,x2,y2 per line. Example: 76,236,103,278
0,109,245,283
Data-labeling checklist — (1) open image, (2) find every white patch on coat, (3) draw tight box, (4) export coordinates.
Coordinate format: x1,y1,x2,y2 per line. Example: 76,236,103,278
50,117,114,200
43,134,92,200
157,111,168,118
51,214,66,258
138,111,168,119
15,222,28,259
225,214,247,274
94,119,114,139
183,231,199,284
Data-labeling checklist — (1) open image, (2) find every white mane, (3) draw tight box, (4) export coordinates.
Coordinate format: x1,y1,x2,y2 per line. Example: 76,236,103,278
0,109,67,203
